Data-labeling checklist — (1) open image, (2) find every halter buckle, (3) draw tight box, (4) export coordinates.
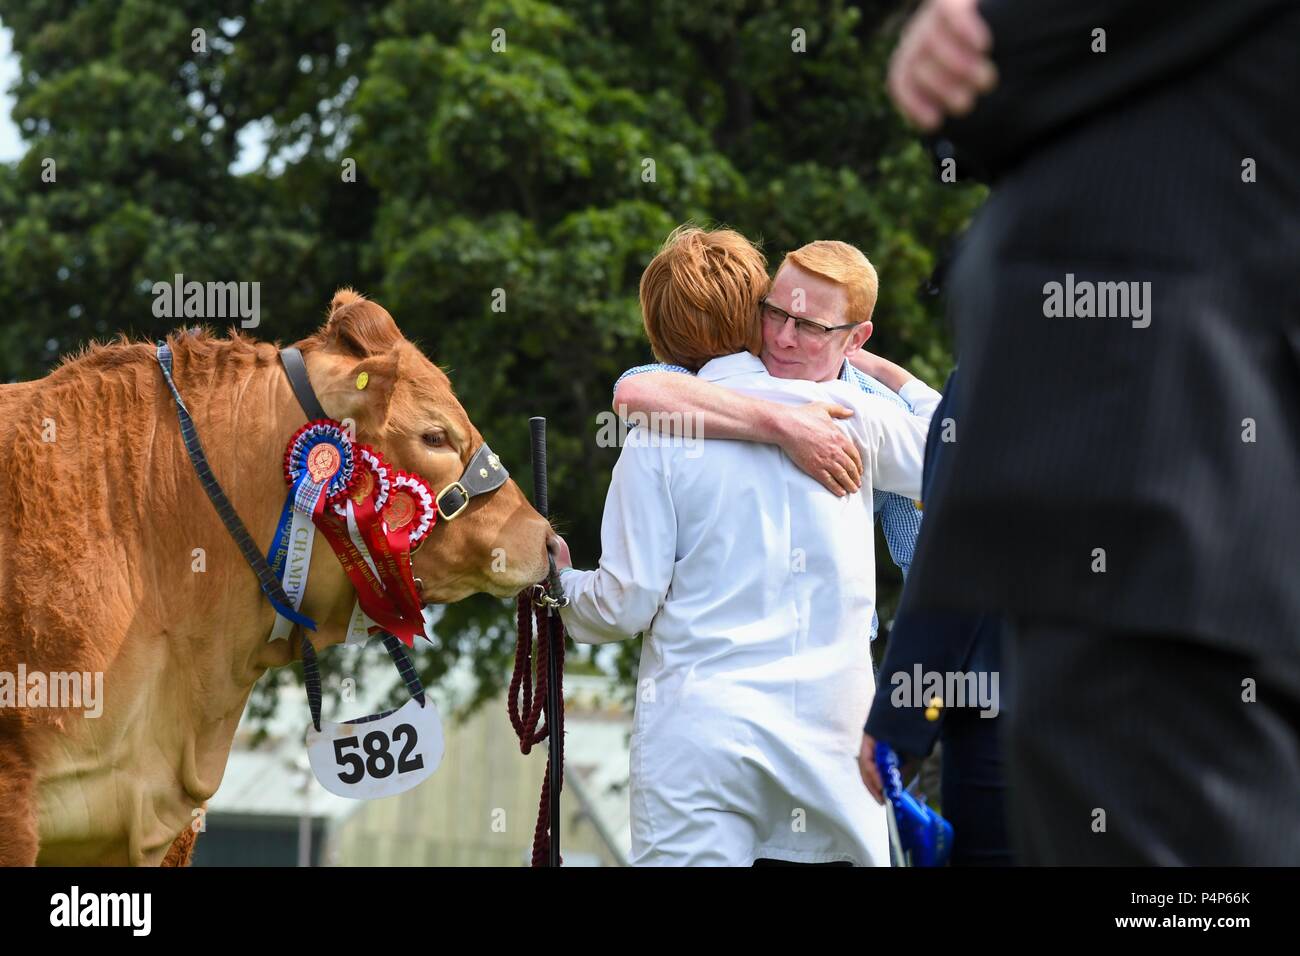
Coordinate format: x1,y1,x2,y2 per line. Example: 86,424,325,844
436,481,470,521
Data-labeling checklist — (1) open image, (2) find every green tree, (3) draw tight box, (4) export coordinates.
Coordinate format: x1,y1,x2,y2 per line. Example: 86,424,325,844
0,0,984,715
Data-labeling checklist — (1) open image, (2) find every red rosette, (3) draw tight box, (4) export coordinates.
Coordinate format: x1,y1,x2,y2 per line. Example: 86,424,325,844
382,471,437,549
329,444,392,518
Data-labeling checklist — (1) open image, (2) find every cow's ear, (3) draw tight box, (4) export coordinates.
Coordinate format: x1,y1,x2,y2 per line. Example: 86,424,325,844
322,289,401,358
315,350,400,434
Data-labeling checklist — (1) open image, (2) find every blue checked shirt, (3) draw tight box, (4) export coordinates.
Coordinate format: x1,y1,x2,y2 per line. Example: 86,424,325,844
613,359,927,640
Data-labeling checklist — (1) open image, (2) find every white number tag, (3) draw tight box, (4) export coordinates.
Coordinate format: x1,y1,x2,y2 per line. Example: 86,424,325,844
305,696,444,799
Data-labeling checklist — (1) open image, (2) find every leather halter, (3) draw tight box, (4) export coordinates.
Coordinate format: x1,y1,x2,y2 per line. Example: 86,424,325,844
279,346,512,527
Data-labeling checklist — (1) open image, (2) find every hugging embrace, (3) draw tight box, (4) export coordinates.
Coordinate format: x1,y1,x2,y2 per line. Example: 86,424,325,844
550,225,940,866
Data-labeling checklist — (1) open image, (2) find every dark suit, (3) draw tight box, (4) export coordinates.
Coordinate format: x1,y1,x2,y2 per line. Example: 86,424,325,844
903,1,1300,863
866,372,1011,865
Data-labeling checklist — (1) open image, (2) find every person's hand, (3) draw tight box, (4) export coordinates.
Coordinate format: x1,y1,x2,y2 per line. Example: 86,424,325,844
547,533,572,571
888,0,998,132
859,732,919,805
776,402,864,496
860,733,886,803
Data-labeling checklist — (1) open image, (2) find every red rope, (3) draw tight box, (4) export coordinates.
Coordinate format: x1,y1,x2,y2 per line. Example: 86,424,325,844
511,591,566,865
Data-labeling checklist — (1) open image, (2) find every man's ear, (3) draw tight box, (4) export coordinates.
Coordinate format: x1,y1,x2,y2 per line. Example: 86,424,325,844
851,320,874,350
313,350,401,435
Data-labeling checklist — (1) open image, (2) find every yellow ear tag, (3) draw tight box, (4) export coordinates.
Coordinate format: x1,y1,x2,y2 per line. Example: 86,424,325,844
355,371,369,390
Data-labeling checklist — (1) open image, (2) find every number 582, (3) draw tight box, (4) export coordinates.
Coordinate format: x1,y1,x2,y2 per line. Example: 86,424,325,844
333,724,423,783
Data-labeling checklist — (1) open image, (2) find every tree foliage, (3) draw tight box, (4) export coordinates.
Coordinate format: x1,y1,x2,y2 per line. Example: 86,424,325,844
0,0,984,714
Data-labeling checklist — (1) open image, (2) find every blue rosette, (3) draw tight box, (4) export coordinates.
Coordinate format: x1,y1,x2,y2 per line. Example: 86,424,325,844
267,420,357,586
284,420,356,516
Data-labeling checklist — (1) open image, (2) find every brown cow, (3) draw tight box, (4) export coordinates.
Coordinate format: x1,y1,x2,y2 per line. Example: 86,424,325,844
0,290,552,866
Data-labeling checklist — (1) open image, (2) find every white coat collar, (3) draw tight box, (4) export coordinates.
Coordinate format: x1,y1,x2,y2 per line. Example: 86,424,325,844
697,351,852,383
697,351,767,381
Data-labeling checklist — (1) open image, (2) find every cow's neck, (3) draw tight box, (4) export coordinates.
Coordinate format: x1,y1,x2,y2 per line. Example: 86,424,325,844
179,346,358,674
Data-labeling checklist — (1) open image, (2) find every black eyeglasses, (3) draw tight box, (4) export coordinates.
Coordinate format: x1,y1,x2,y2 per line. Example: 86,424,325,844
759,297,862,338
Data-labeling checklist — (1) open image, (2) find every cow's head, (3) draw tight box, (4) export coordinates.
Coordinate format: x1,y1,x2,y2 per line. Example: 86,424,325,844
300,289,551,602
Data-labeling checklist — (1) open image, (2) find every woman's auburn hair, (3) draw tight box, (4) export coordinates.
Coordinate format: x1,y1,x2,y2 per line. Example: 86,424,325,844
639,225,767,371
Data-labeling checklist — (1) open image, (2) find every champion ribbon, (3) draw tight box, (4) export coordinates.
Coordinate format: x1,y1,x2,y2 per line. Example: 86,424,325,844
267,504,319,641
267,421,356,641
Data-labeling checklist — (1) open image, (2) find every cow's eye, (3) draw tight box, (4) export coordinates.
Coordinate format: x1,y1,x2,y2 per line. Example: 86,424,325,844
422,431,446,448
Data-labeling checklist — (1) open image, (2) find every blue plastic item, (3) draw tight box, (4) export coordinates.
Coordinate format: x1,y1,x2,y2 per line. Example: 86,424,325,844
875,740,953,867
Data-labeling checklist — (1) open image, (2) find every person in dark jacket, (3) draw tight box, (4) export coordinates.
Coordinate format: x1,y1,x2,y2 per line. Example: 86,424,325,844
885,0,1300,864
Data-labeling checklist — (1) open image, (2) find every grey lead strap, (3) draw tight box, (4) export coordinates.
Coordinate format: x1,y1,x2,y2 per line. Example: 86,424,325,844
302,638,323,732
155,343,314,630
320,633,429,728
380,631,427,706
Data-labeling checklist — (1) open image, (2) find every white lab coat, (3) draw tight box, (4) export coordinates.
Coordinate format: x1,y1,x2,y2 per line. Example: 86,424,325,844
560,352,934,866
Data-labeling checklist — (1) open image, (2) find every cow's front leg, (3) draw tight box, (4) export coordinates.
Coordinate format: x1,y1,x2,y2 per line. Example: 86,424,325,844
0,721,40,866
